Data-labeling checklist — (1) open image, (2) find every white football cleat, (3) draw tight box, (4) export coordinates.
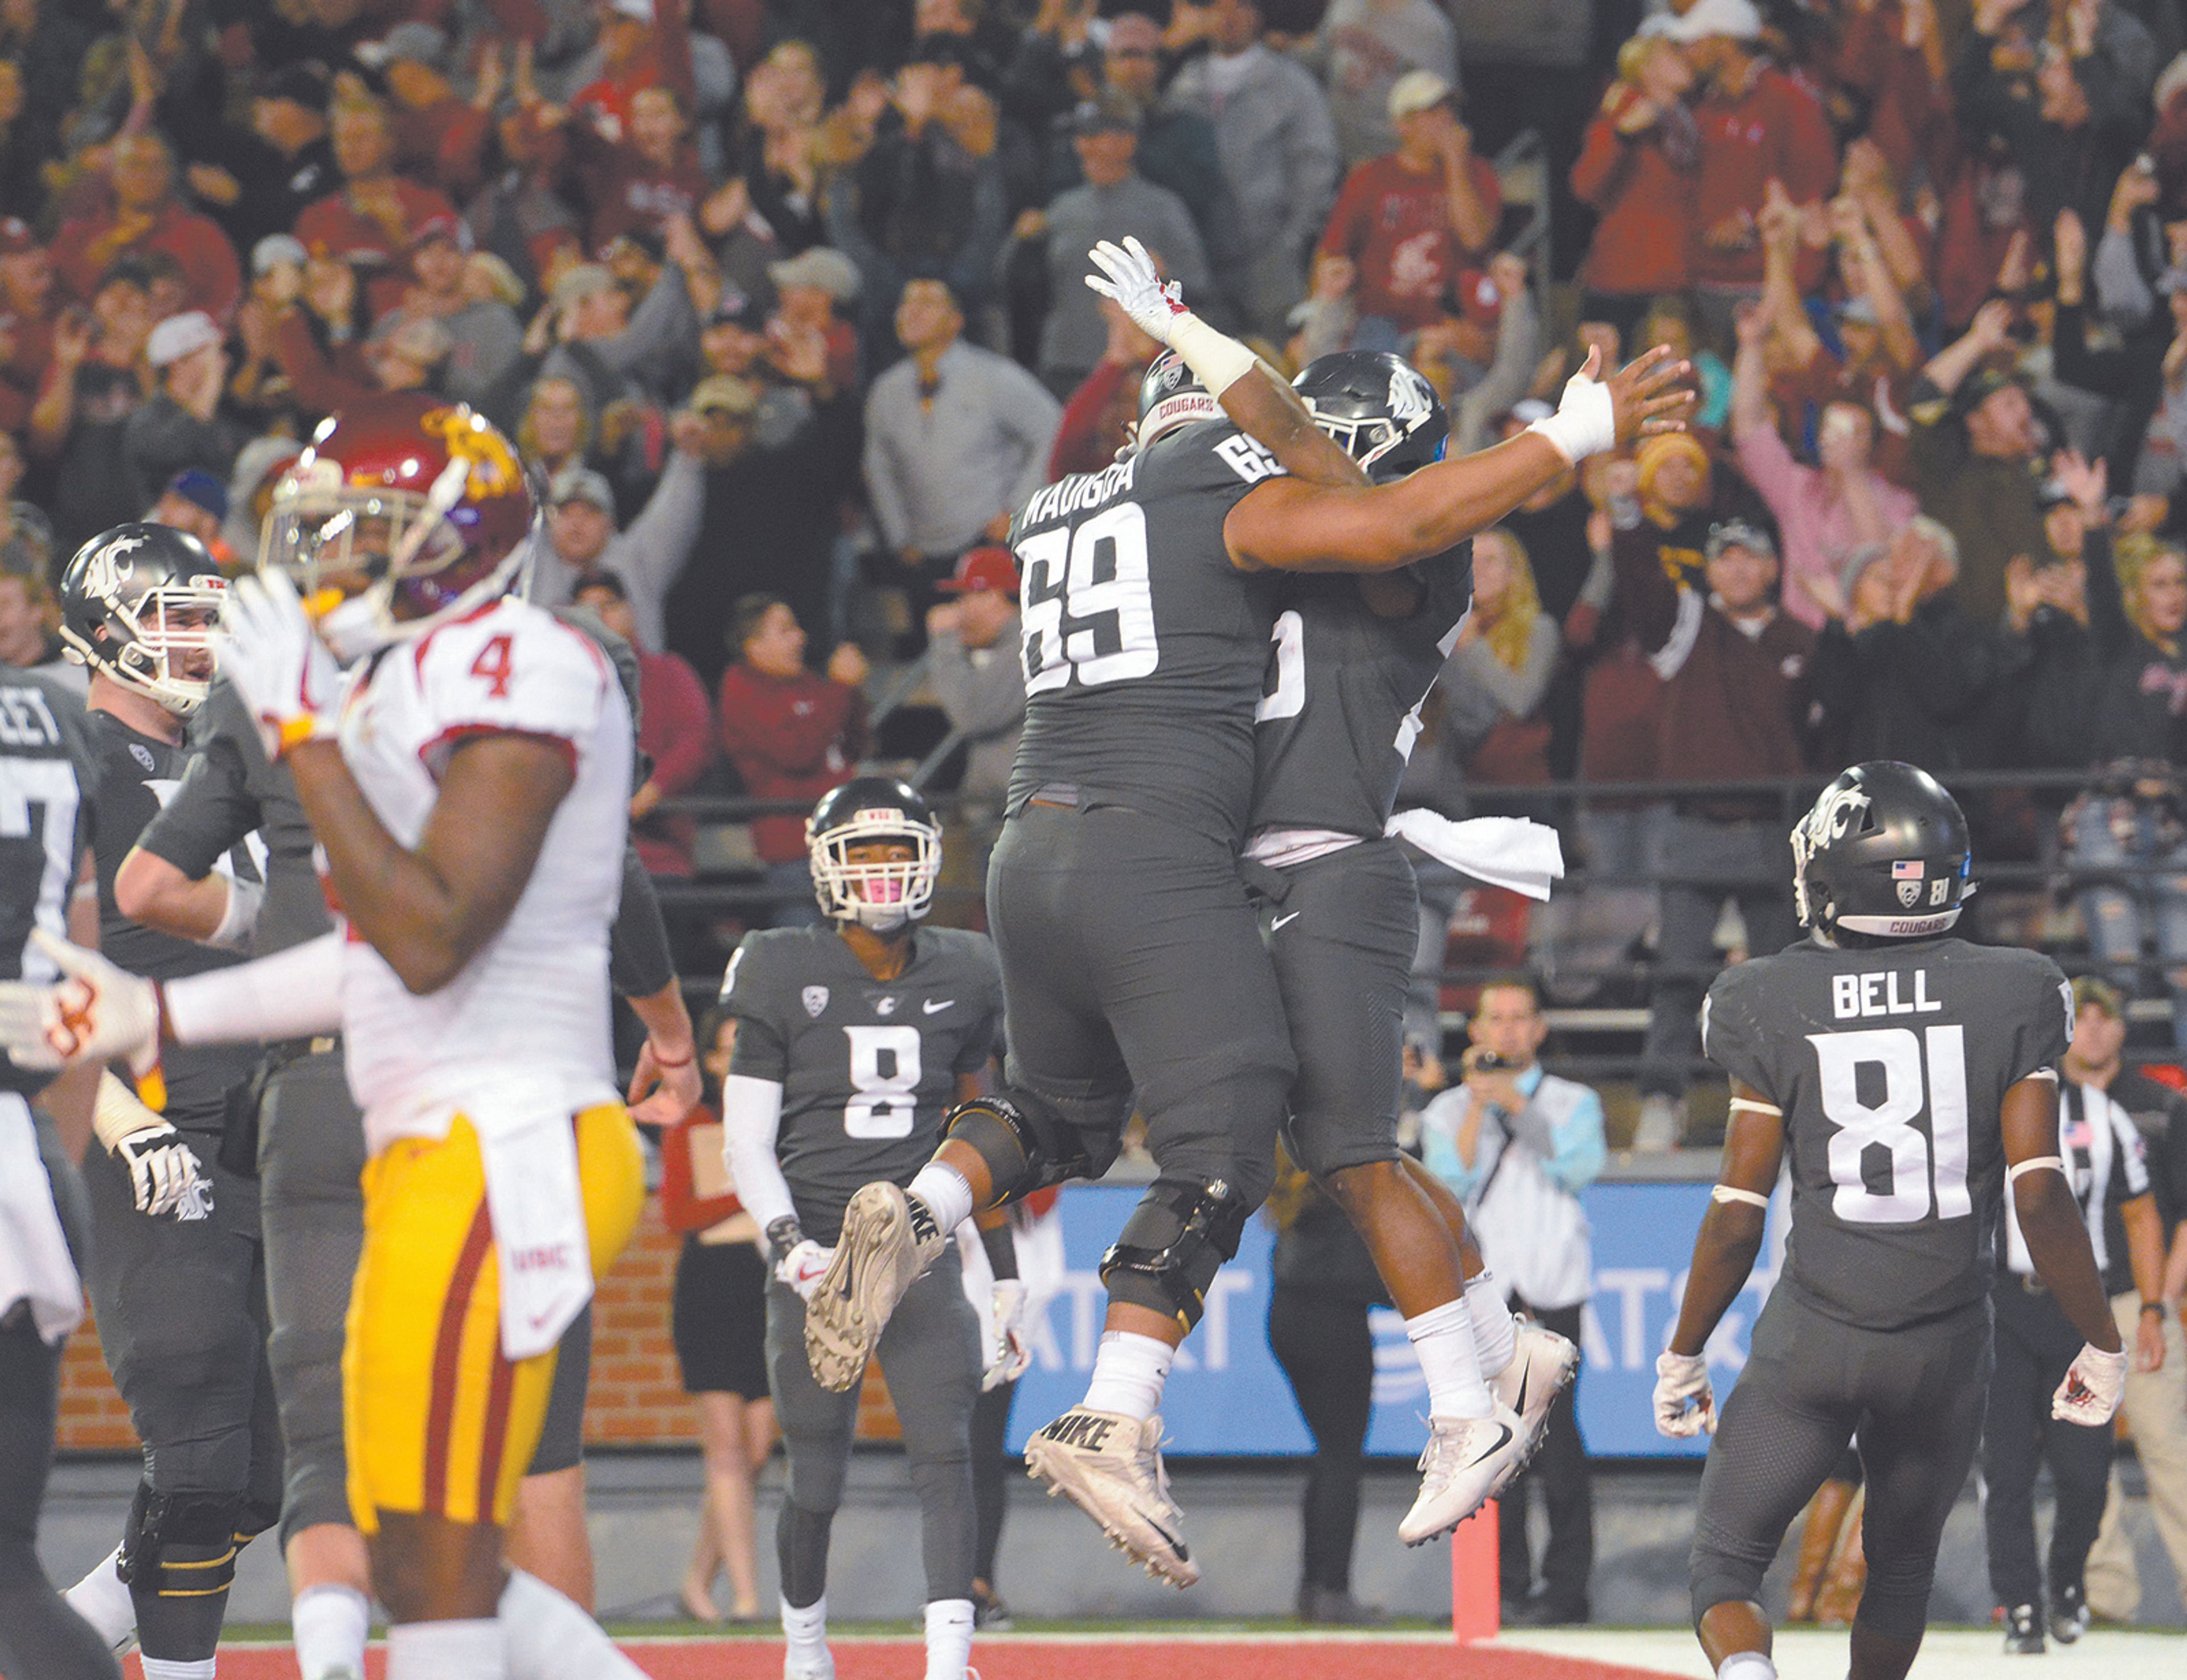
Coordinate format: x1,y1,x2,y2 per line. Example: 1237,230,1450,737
803,1181,946,1391
1399,1402,1529,1547
1486,1320,1580,1497
1025,1407,1199,1588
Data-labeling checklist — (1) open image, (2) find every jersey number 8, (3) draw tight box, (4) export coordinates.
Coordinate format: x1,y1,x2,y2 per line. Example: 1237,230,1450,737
1807,1025,1972,1225
1018,503,1160,695
843,1025,922,1138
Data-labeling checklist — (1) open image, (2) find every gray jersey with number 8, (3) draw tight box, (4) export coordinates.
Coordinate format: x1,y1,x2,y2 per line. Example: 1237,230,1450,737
1702,937,2073,1330
1006,419,1287,846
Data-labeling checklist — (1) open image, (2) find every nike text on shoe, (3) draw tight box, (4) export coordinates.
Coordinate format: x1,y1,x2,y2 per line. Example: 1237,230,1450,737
1024,1408,1199,1588
1488,1320,1579,1497
803,1181,946,1392
1399,1403,1528,1547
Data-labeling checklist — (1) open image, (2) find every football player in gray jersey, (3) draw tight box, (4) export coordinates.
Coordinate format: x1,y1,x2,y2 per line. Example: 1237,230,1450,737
1248,350,1580,1551
1657,763,2127,1680
719,778,1010,1680
807,241,1693,1587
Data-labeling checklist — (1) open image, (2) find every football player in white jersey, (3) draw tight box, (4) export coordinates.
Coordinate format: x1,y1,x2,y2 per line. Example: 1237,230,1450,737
0,394,649,1680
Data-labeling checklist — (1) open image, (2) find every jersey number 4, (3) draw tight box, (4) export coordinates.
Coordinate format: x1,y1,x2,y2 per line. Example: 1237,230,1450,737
1806,1025,1972,1224
470,634,516,699
1018,503,1160,694
844,1025,922,1139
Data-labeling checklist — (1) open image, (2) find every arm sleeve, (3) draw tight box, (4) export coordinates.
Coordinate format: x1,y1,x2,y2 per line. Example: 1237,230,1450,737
997,364,1065,515
2094,224,2156,330
1453,285,1541,454
1733,407,1805,519
1525,1079,1608,1196
136,733,257,882
1609,524,1685,653
862,386,912,551
162,929,345,1044
717,1073,797,1235
608,449,705,628
607,846,675,998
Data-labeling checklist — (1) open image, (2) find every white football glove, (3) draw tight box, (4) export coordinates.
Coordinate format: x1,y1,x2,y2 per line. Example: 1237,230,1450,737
214,569,343,761
2051,1342,2129,1427
1084,236,1186,346
982,1278,1031,1392
115,1124,211,1219
0,929,162,1081
775,1239,834,1303
1653,1349,1717,1438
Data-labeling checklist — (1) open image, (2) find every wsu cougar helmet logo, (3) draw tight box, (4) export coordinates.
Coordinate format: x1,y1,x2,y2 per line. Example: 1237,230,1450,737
80,534,145,598
1388,364,1433,428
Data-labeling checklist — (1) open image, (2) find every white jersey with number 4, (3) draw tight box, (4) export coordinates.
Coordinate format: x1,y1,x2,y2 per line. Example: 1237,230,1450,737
334,595,632,1149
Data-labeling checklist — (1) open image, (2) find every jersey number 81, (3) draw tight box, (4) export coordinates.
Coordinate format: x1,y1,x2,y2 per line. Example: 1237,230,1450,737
1807,1025,1973,1224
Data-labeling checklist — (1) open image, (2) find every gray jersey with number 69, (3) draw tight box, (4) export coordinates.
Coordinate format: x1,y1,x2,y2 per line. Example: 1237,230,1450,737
722,925,1004,1244
1006,419,1287,846
1702,937,2073,1330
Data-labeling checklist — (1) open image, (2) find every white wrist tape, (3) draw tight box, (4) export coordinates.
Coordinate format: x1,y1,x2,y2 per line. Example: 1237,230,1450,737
1526,376,1617,465
1727,1097,1781,1116
162,930,345,1046
2007,1154,2066,1186
1710,1185,1771,1210
206,876,264,953
93,1070,165,1152
1166,311,1258,400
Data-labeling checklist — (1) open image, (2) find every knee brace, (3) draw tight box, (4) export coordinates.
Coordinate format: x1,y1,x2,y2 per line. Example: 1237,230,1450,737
117,1484,244,1600
942,1092,1120,1203
1099,1175,1251,1330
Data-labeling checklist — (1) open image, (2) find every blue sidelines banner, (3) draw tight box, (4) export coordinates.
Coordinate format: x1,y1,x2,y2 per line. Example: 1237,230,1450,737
1004,1180,1785,1459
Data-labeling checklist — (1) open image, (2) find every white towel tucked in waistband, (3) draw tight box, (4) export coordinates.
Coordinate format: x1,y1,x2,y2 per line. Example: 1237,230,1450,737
1384,811,1566,902
469,1074,595,1362
0,1095,84,1344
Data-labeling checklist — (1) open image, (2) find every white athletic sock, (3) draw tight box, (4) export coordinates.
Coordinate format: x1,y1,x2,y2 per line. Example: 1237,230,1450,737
64,1544,134,1648
142,1660,216,1680
1079,1330,1176,1423
292,1583,372,1680
781,1593,829,1672
1716,1653,1777,1680
387,1620,503,1680
1464,1272,1518,1378
922,1598,975,1680
501,1568,645,1680
1406,1298,1492,1421
908,1163,974,1235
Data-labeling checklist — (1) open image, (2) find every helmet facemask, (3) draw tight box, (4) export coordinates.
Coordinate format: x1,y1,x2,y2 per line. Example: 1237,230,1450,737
65,573,228,716
807,806,943,931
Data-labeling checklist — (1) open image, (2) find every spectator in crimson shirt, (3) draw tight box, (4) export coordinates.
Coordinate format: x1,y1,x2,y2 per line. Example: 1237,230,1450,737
294,96,461,323
1571,33,1698,342
717,594,871,927
1316,70,1501,348
50,133,243,325
579,84,710,250
571,0,699,140
0,215,56,435
574,569,715,877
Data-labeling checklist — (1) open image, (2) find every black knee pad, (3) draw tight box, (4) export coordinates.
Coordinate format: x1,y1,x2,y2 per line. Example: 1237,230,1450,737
1690,1548,1773,1634
1855,1556,1937,1641
118,1483,244,1599
943,1092,1121,1203
1099,1175,1251,1330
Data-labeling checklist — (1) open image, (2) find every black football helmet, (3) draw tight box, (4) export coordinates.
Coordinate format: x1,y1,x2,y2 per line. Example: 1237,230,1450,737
1790,761,1973,942
1133,350,1219,451
806,776,943,931
1293,350,1449,482
59,522,228,716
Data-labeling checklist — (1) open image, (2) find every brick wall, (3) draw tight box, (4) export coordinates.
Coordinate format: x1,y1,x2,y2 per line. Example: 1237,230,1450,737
56,1195,902,1454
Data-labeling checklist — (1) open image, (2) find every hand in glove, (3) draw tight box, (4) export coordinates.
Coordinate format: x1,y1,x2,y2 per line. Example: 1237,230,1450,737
982,1277,1031,1392
2051,1342,2129,1426
214,569,343,760
1653,1348,1717,1438
0,930,163,1095
1084,236,1187,346
117,1125,211,1219
775,1239,834,1303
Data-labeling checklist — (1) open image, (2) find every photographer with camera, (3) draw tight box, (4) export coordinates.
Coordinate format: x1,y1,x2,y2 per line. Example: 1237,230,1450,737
1419,975,1606,1625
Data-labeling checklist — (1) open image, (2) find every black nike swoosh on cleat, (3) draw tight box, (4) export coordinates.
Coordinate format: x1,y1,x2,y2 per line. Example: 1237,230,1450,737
1145,1520,1189,1562
1514,1364,1530,1416
1465,1424,1514,1469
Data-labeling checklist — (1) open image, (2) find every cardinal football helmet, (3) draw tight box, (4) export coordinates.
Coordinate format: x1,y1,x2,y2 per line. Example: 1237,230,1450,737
1293,350,1449,482
1791,761,1973,942
257,392,538,663
806,777,943,931
59,522,228,716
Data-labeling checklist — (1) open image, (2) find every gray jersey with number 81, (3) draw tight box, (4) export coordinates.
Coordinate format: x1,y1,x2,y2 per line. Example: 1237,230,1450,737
722,925,1004,1245
1006,419,1287,846
1703,937,2073,1330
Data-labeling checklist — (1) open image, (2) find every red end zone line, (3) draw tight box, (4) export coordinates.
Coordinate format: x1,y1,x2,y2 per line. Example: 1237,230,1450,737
139,1640,1685,1680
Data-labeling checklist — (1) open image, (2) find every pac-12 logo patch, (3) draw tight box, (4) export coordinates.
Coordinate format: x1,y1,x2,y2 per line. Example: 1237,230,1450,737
802,986,829,1018
1897,879,1921,906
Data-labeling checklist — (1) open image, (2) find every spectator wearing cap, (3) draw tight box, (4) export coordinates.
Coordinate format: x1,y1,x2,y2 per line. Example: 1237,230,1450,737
716,592,871,928
235,63,338,252
122,310,241,534
1669,0,1836,302
1029,98,1210,398
230,234,308,423
1313,70,1498,355
864,277,1060,636
389,214,521,410
529,247,705,422
924,544,1026,826
571,568,715,877
770,246,862,392
1315,0,1459,169
1571,32,1699,342
1730,301,1916,631
1908,301,2050,631
146,469,231,559
1045,10,1223,245
0,215,55,432
1613,514,1815,1150
570,0,699,142
533,442,706,655
51,132,242,325
295,95,462,322
1168,0,1340,339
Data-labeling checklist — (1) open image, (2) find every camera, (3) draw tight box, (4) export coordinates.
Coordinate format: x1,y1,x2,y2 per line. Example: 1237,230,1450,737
1471,1051,1517,1073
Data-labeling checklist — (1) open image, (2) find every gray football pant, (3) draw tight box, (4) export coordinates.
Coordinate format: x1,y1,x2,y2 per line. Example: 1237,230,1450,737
259,1051,593,1541
1692,1289,1989,1640
764,1243,979,1608
987,802,1295,1211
